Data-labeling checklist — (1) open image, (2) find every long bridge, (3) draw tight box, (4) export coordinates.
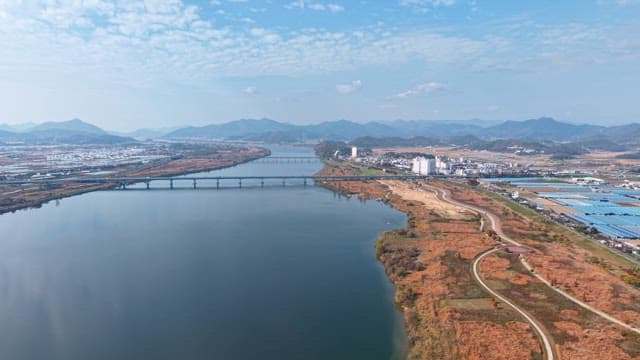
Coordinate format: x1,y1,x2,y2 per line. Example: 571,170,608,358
253,156,320,163
0,175,430,189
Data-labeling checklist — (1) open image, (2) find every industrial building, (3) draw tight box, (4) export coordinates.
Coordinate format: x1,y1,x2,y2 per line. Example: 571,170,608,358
487,178,640,240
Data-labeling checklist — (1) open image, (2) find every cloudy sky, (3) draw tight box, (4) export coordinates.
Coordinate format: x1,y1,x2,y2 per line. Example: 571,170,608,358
0,0,639,130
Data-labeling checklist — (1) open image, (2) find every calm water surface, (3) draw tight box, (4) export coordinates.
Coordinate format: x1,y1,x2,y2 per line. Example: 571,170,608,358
0,146,407,359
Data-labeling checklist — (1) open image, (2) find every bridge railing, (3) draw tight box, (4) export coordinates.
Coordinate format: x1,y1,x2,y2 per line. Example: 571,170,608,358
253,156,320,163
0,175,431,189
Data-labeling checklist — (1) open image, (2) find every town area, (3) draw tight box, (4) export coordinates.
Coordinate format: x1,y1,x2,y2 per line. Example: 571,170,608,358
0,142,268,214
338,145,640,262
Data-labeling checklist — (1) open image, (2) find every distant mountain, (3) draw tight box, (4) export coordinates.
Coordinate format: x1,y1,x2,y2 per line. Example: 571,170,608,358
167,118,294,139
24,131,134,145
589,123,640,146
116,127,180,140
0,119,134,145
0,129,17,140
166,118,399,142
8,116,638,149
164,117,613,143
481,117,603,141
384,120,485,138
350,136,442,148
30,118,106,135
297,120,397,140
0,122,37,132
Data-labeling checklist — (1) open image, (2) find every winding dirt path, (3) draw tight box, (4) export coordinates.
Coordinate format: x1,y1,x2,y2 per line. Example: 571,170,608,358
412,183,555,360
425,182,640,336
472,248,555,360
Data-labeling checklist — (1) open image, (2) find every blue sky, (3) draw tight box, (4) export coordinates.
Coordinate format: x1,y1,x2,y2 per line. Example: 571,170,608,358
0,0,639,130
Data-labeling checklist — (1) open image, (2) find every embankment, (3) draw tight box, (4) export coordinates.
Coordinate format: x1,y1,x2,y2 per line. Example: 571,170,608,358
0,146,269,215
317,163,543,359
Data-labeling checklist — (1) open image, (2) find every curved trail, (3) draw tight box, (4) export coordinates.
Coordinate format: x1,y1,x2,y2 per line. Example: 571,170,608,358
415,183,555,360
424,182,640,337
472,248,555,360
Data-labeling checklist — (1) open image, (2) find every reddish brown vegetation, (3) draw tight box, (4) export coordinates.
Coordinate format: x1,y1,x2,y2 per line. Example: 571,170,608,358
455,321,540,360
438,180,640,359
319,164,542,359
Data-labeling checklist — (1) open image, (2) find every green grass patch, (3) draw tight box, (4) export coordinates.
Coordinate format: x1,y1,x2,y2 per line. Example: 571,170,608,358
446,298,497,311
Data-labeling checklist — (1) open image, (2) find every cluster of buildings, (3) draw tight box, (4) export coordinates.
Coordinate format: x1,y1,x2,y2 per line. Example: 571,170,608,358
410,155,524,177
0,144,170,179
411,156,457,175
347,149,528,177
346,146,640,258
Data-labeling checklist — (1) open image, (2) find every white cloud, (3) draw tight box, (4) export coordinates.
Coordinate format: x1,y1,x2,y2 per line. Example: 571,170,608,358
0,1,488,87
399,0,455,6
286,1,345,12
0,0,636,93
244,86,257,94
336,80,362,94
249,27,281,43
392,82,447,98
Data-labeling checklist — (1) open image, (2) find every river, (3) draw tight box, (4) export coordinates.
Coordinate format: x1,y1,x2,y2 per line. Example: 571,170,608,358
0,145,407,359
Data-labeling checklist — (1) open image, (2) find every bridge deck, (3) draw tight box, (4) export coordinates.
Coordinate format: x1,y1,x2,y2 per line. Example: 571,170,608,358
0,175,429,186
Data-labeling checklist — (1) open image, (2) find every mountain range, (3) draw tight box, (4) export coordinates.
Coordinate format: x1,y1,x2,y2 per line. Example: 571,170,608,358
2,117,640,150
164,118,486,141
163,117,635,146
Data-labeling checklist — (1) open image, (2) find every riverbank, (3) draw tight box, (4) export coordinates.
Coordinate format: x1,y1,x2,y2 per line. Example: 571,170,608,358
0,145,269,215
318,161,640,359
0,146,407,359
317,162,541,359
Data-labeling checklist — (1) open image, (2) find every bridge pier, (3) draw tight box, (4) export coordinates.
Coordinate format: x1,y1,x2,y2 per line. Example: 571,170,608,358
0,175,431,190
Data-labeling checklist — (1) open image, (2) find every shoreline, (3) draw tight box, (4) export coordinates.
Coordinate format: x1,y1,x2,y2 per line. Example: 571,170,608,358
0,147,270,216
317,161,544,359
319,160,640,359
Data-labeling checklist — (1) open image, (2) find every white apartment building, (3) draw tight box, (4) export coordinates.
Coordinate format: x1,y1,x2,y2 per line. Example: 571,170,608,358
411,157,436,175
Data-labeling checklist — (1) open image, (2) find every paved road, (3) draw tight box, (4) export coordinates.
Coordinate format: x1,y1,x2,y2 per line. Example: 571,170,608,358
425,182,640,338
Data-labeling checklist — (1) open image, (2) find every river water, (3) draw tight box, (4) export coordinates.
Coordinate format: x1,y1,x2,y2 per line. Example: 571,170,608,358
0,145,407,359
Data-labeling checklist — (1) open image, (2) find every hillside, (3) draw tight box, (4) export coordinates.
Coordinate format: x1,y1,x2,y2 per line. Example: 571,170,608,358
166,118,295,139
4,117,640,149
165,118,397,141
482,117,603,141
29,118,107,134
0,119,134,145
163,117,630,145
